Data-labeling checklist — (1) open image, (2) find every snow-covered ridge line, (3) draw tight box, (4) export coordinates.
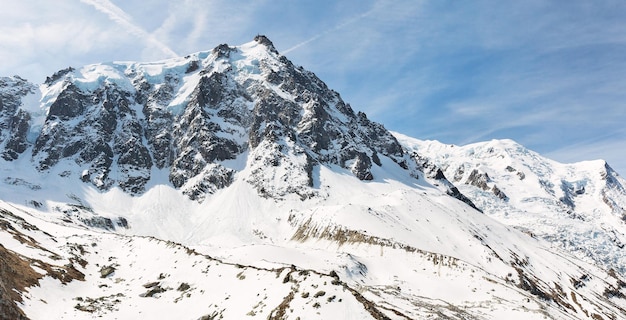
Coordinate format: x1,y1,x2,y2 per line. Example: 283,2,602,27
394,131,626,277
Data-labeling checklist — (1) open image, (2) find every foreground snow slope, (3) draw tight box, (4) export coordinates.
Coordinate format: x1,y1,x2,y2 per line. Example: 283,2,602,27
2,155,626,319
1,202,378,320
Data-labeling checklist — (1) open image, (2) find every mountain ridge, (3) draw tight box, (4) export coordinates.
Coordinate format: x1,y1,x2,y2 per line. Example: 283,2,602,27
395,132,626,275
1,36,626,319
3,36,412,199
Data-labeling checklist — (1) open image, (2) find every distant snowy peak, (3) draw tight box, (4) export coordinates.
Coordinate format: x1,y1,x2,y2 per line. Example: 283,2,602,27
1,36,430,202
397,134,625,215
395,132,626,274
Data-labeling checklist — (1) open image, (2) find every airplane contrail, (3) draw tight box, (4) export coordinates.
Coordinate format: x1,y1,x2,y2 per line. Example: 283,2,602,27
283,6,378,54
80,0,178,58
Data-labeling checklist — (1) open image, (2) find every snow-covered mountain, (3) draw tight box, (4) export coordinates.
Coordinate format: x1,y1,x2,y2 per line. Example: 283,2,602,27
397,135,626,275
1,36,626,319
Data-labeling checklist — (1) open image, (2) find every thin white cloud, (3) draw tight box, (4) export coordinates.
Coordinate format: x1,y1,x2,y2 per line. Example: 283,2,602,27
282,5,378,55
150,1,209,54
80,0,178,58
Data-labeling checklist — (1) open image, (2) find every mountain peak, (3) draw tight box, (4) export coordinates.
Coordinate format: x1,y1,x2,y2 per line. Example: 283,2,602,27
253,34,279,54
1,37,419,202
401,134,626,276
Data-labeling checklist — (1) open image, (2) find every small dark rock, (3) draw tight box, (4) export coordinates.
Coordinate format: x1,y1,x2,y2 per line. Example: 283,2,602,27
177,283,191,291
99,265,115,278
143,281,160,288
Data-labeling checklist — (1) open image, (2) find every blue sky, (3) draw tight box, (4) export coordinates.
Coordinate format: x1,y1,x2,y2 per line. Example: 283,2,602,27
1,0,625,174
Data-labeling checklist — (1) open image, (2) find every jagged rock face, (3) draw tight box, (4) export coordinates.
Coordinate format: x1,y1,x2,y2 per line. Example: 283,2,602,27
601,162,626,218
0,76,35,161
409,151,481,211
168,71,247,198
2,110,30,161
465,169,508,200
242,50,407,198
4,36,419,201
33,83,151,193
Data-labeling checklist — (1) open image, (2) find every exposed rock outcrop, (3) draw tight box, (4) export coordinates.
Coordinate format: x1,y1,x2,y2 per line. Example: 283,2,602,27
0,76,35,161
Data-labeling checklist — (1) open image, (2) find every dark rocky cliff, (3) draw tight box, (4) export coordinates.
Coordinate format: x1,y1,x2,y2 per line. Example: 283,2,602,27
0,36,471,207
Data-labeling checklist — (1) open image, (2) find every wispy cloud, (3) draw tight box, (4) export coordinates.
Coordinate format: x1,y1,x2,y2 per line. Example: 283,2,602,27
80,0,178,58
545,130,626,175
282,5,378,55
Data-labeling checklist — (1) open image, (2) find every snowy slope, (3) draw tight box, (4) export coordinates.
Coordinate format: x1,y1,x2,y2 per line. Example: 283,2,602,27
3,157,626,319
0,201,378,320
396,133,626,276
1,36,626,319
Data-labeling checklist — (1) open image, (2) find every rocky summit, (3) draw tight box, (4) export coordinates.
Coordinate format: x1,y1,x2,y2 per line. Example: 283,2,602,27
7,35,415,202
1,36,626,319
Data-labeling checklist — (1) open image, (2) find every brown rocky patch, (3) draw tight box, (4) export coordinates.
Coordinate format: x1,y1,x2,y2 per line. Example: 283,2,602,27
0,244,42,320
